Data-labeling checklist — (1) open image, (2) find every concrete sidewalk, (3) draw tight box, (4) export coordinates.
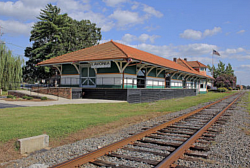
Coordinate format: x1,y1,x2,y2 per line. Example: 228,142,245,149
0,90,126,108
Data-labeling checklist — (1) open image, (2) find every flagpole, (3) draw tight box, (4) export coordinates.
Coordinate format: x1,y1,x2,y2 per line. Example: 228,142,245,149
212,51,214,87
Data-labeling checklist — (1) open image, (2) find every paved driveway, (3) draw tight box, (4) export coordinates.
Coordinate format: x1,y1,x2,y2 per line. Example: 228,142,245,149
0,102,25,109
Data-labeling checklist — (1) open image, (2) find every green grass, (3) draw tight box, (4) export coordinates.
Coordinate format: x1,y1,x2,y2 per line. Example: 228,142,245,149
0,91,235,142
0,90,8,96
248,91,250,114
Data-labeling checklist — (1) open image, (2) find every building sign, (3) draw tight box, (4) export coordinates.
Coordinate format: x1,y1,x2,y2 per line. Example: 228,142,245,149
91,61,111,68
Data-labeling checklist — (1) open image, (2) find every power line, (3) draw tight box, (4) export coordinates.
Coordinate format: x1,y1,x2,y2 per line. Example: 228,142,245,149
5,42,26,49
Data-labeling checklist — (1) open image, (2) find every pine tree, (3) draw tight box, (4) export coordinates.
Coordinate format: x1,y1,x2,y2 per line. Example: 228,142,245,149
23,4,102,82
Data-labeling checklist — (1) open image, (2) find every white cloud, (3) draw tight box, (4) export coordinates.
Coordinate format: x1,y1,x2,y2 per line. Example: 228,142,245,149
102,0,129,7
131,2,139,10
122,34,137,43
180,29,202,40
139,34,160,43
237,30,245,34
144,25,160,32
203,27,221,37
230,55,250,60
0,20,33,36
121,33,160,44
57,0,91,13
180,27,222,40
225,47,245,54
238,65,250,70
142,4,163,18
127,42,217,60
133,43,178,58
177,43,217,56
0,1,40,20
69,12,114,32
109,10,144,28
21,0,57,7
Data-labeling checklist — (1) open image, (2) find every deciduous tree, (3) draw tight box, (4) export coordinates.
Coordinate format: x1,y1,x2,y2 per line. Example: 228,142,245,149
0,43,23,90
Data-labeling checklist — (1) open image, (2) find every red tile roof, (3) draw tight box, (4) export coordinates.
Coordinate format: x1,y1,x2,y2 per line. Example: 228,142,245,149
186,61,207,68
176,59,196,72
38,40,212,79
177,58,213,80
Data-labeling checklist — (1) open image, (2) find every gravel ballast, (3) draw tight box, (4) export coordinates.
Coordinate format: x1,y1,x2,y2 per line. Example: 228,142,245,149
3,92,250,168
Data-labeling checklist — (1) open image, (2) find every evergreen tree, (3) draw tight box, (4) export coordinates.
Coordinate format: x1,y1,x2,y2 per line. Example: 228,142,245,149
207,60,234,78
225,63,234,75
23,4,101,82
207,61,236,88
0,43,24,90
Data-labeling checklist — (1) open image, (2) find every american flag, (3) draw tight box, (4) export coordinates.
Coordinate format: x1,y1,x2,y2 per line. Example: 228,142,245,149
213,50,220,56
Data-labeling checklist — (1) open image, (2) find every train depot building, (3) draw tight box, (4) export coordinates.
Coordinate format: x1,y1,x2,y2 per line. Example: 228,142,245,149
38,40,213,103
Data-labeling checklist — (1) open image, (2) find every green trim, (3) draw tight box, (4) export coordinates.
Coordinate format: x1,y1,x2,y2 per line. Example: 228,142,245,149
199,91,207,94
97,62,120,73
60,85,79,87
124,65,136,75
158,70,165,78
147,68,156,77
62,64,78,75
146,86,165,89
171,86,183,89
96,85,122,88
124,85,137,89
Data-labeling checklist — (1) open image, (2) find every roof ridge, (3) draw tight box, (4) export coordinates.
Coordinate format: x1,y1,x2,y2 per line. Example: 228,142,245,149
178,58,194,71
111,41,129,58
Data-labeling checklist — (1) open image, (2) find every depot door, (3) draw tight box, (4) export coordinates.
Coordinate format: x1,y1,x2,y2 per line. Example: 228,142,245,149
81,67,96,87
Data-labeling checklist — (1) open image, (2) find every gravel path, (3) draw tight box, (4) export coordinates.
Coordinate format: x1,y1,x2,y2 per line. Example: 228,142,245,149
3,92,249,168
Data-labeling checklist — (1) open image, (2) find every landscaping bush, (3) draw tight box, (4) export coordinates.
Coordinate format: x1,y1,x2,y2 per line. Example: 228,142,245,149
217,87,228,92
27,97,34,100
41,97,48,100
22,95,28,99
7,95,14,99
228,87,232,91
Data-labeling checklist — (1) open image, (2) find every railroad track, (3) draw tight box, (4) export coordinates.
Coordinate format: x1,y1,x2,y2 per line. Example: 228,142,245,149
51,92,244,168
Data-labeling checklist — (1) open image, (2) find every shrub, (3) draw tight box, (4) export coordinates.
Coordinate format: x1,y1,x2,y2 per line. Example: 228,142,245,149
7,95,14,99
228,87,232,91
41,97,48,100
217,87,228,92
27,97,34,100
22,95,28,99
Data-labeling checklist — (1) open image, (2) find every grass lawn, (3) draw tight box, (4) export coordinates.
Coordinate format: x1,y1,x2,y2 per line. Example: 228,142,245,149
0,91,236,143
0,90,8,96
248,91,250,114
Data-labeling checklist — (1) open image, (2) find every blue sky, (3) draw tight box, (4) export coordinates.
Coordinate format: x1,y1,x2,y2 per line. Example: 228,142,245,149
0,0,249,85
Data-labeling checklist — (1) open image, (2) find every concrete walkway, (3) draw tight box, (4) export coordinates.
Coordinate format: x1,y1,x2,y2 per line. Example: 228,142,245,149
0,90,126,108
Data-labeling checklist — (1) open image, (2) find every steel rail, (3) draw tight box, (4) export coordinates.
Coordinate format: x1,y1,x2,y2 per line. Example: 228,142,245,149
50,92,239,168
155,92,244,168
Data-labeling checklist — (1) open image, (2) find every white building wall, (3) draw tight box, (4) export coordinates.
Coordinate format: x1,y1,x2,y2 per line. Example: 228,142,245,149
96,74,122,85
146,77,165,88
124,74,137,86
61,75,80,85
171,79,183,88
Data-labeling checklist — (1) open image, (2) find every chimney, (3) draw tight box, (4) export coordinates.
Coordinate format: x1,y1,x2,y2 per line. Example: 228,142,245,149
173,58,177,62
184,58,187,61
